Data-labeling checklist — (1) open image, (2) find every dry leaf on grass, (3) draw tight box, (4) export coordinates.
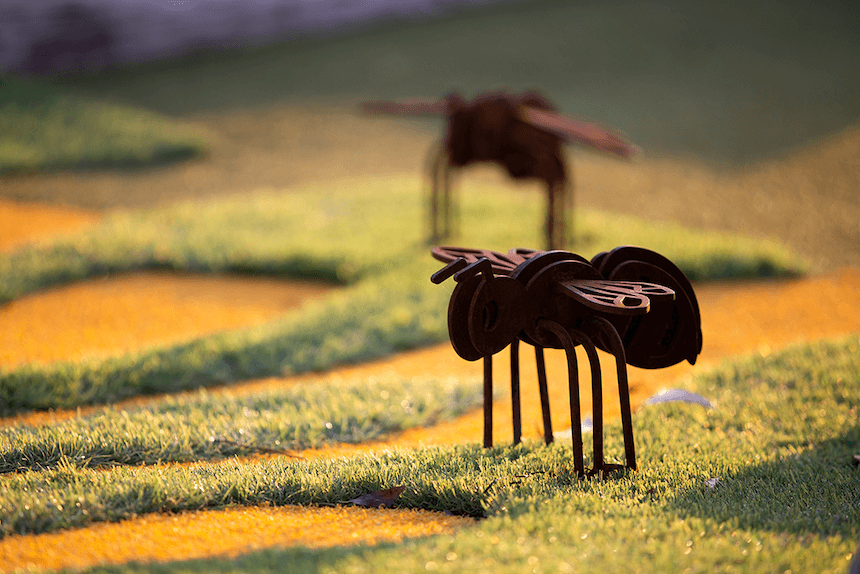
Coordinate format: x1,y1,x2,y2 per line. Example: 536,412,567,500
348,486,406,508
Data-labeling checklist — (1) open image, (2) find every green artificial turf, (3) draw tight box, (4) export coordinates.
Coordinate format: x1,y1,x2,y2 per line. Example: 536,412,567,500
0,2,855,569
1,335,857,573
0,375,483,473
0,75,208,175
0,177,806,415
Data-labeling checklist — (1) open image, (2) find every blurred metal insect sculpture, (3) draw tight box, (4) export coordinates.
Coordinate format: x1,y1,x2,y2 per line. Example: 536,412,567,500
362,90,638,250
431,245,702,476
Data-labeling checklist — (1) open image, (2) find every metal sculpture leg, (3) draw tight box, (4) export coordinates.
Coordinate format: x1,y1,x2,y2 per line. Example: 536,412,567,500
534,345,554,444
545,182,557,251
510,339,522,445
557,182,566,249
564,176,574,246
445,163,457,240
544,180,569,250
440,156,454,239
536,319,584,476
483,354,493,448
427,146,441,243
567,331,605,474
554,181,568,250
427,146,452,243
591,316,637,470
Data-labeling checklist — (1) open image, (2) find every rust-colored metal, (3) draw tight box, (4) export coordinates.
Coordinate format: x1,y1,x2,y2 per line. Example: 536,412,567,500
431,245,702,476
362,91,637,250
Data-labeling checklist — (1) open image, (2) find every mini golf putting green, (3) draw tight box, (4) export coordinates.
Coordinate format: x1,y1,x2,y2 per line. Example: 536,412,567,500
1,197,858,572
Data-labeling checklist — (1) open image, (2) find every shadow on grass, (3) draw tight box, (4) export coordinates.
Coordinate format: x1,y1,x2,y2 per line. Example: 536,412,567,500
670,425,860,538
0,146,206,178
79,542,393,574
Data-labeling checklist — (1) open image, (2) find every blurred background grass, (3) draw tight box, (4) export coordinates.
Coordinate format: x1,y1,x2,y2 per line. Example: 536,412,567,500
1,0,858,270
52,0,860,166
0,75,208,175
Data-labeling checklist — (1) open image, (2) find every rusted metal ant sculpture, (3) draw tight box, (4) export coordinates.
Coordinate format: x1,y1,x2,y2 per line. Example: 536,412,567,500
431,245,702,476
362,91,637,250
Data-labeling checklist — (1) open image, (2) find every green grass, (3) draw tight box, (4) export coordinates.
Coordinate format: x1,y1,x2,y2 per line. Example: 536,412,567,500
0,3,853,570
0,75,208,175
59,0,860,166
0,375,483,473
0,177,807,415
1,335,857,573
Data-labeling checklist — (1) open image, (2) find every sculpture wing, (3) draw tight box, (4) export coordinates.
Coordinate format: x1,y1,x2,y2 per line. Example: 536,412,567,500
360,98,449,116
519,107,639,158
558,279,675,315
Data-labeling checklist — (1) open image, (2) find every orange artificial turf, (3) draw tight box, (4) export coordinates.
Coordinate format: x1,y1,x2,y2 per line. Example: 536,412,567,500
0,198,100,252
0,271,332,369
0,505,474,573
